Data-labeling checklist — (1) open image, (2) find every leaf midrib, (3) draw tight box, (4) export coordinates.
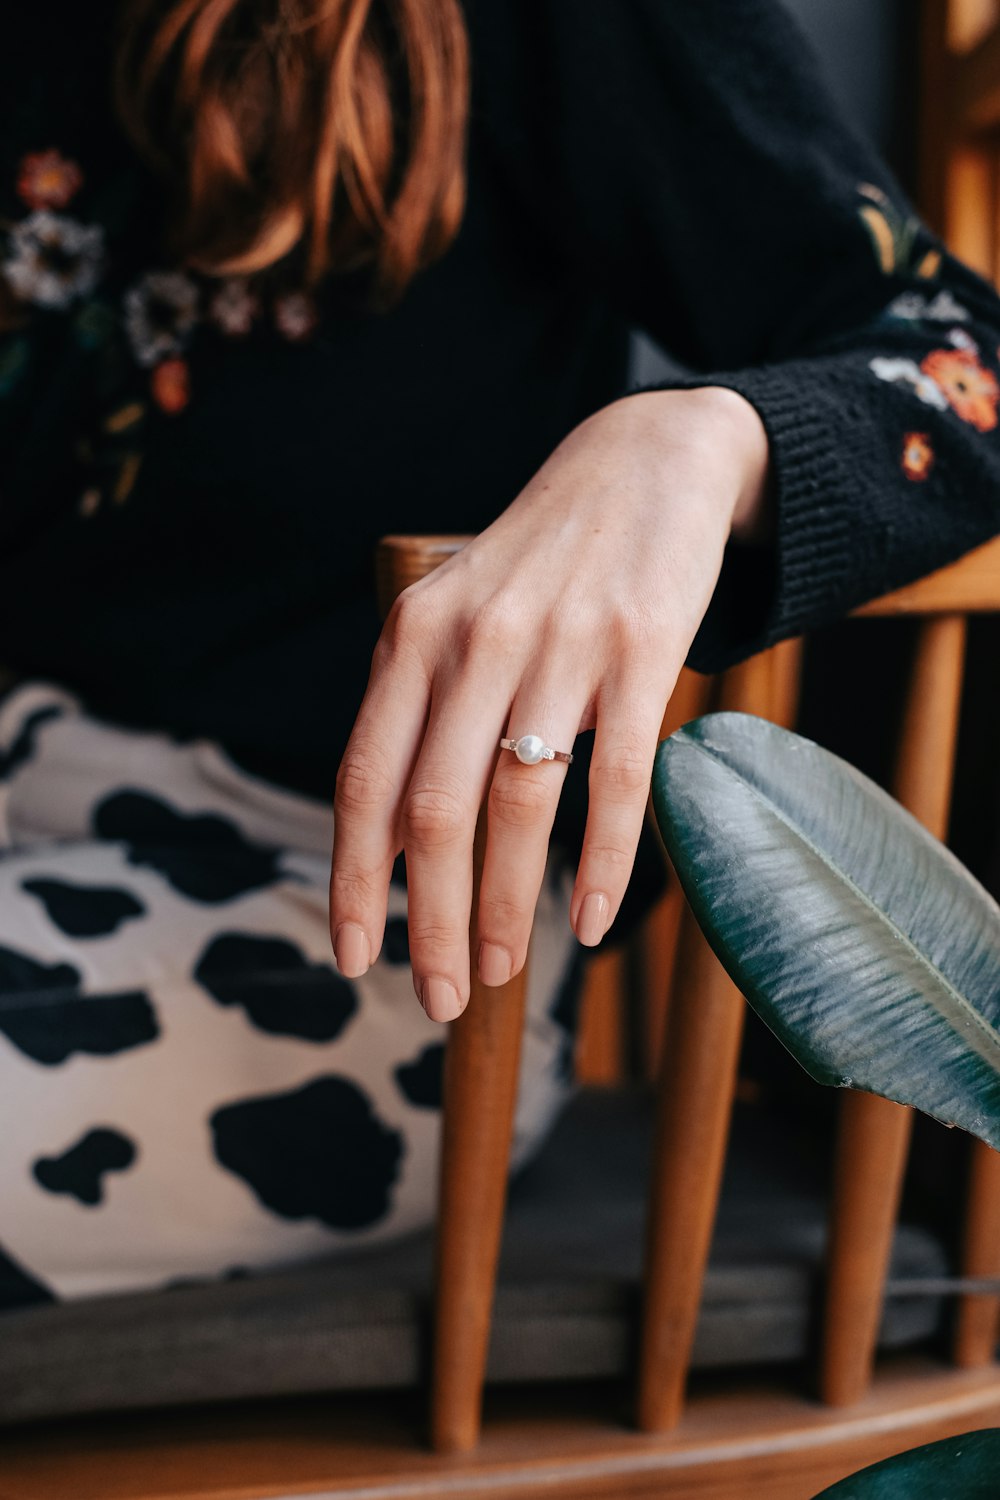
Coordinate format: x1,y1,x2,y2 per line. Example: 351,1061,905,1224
675,730,1000,1064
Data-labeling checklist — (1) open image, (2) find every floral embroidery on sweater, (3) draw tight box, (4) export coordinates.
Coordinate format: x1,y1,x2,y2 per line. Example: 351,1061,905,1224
871,326,1000,442
1,147,322,516
901,432,934,481
856,182,941,280
16,149,84,211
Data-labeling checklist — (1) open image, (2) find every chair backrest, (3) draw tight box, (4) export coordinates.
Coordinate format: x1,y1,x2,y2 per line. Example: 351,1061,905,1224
923,0,1000,276
376,529,1000,1452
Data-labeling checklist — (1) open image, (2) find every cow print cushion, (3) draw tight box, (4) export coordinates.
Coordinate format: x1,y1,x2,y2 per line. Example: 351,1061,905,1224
93,791,285,902
394,1043,444,1109
194,932,357,1042
0,705,63,780
33,1128,137,1205
21,878,145,938
0,945,158,1065
0,1243,53,1308
210,1077,404,1230
0,682,577,1310
380,916,409,965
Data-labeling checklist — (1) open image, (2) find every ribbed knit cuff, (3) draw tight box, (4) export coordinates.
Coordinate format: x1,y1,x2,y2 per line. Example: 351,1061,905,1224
642,363,863,672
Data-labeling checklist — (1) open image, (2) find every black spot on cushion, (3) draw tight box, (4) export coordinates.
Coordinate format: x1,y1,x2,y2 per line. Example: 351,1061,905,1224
194,933,357,1041
393,1042,444,1109
381,916,409,965
33,1127,136,1206
21,878,145,938
0,704,63,780
0,945,158,1065
93,790,284,903
549,944,587,1083
0,1242,54,1311
211,1077,403,1230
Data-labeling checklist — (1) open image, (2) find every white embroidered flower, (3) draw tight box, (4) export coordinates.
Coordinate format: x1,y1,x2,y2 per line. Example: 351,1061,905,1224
274,292,317,342
946,326,978,352
124,270,200,367
887,289,971,323
869,355,950,410
2,211,103,309
209,278,258,336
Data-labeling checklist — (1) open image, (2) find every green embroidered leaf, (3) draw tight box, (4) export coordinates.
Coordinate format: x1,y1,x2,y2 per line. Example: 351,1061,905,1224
810,1429,1000,1498
858,204,897,273
652,713,1000,1147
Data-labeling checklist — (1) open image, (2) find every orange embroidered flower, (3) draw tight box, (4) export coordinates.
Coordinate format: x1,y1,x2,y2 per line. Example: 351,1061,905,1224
151,358,190,415
17,150,84,210
901,431,934,482
920,347,1000,432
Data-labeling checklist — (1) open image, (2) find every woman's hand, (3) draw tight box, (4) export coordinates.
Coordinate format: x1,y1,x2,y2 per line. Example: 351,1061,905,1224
329,386,771,1020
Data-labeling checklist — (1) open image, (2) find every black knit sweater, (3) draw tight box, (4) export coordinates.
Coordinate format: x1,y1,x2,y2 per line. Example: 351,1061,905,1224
2,0,999,803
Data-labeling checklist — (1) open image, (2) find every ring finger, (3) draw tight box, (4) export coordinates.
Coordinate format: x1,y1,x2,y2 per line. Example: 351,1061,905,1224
477,680,585,987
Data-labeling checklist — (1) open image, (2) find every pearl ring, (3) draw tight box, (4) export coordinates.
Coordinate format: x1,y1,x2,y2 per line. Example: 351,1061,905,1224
499,734,574,766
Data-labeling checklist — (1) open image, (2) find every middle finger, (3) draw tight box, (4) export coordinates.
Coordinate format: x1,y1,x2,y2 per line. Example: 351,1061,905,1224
401,664,516,1021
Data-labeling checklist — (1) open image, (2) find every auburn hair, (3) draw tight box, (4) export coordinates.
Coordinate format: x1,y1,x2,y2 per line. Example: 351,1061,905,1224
115,0,470,302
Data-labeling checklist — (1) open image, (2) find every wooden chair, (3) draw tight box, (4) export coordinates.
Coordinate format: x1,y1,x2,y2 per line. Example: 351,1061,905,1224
378,528,1000,1465
5,533,999,1500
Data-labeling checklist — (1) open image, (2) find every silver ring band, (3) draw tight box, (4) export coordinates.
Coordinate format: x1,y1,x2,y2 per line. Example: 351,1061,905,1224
500,734,574,766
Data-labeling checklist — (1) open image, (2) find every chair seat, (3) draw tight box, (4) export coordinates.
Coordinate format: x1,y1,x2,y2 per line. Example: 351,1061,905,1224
0,1088,946,1425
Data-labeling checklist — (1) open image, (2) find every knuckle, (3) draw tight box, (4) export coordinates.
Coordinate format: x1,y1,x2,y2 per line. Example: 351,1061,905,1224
406,914,462,956
330,866,378,908
466,595,529,658
591,747,650,798
402,784,469,848
385,587,437,658
584,841,636,879
489,772,553,828
608,601,658,657
335,752,395,816
479,888,531,931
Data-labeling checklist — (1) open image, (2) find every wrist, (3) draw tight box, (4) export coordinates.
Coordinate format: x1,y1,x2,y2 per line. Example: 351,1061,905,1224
611,385,772,544
690,386,773,544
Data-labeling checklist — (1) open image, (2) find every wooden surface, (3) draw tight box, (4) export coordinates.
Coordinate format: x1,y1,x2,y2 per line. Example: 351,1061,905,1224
432,813,530,1453
853,536,1000,617
955,1138,1000,1365
374,535,470,618
637,651,777,1433
4,1359,1000,1500
820,616,968,1406
640,666,714,1079
575,946,628,1085
375,534,528,1454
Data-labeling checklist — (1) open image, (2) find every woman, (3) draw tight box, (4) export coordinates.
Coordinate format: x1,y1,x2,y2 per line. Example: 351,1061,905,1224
1,0,998,1306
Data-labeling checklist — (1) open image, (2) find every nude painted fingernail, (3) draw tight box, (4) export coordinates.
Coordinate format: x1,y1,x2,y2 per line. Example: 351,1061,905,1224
577,892,610,947
421,977,463,1023
334,922,370,978
478,941,512,987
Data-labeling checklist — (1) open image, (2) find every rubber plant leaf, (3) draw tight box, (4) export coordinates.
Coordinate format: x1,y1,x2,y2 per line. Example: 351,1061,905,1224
810,1428,1000,1498
651,713,1000,1147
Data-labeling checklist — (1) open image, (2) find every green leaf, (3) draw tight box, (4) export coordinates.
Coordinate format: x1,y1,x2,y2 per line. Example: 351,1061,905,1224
810,1428,1000,1497
652,713,1000,1147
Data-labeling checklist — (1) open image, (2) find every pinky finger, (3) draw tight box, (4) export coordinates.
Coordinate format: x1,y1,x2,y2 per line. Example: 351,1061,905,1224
570,692,662,948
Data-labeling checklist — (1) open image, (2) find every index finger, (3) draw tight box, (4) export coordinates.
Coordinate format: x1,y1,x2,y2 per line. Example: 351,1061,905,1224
329,631,430,977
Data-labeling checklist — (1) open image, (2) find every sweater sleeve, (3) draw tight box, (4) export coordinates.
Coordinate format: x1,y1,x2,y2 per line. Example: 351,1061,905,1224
470,0,1000,669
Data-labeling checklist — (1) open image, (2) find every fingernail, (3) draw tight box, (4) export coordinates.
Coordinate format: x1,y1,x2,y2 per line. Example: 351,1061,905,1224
334,922,370,979
478,941,512,987
420,977,463,1023
576,892,610,947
